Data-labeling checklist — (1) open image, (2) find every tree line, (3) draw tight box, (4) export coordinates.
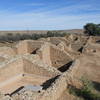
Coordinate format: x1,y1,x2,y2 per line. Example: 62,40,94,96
0,23,99,42
0,31,67,42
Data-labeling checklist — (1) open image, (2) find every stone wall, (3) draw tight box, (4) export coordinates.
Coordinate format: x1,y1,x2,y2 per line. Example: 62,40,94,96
37,43,72,68
82,43,100,55
0,58,24,89
35,59,80,100
0,56,60,85
23,58,59,78
16,41,28,54
0,59,80,99
16,40,44,54
50,45,72,68
0,47,16,58
37,43,52,66
0,55,61,95
37,75,67,100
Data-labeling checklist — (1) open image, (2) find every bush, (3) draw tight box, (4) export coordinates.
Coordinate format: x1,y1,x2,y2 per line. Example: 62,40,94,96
84,23,100,36
0,31,68,42
68,77,100,100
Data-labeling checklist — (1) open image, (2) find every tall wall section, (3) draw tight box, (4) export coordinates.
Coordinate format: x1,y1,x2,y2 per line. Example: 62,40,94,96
50,45,72,68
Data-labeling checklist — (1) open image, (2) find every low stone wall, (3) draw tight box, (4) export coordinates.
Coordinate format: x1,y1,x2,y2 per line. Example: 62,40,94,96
23,58,60,78
22,54,61,76
35,59,80,100
16,40,44,54
0,55,61,92
87,36,100,43
50,45,72,68
37,42,72,68
37,75,67,100
0,47,16,58
0,56,60,83
0,58,23,82
47,37,62,45
0,56,6,63
82,42,100,55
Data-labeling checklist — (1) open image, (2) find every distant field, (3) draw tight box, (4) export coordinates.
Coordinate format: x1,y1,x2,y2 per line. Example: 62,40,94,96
0,29,83,35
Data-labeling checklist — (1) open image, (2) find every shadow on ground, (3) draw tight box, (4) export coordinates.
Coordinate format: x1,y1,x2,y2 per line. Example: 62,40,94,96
93,81,100,92
41,75,60,90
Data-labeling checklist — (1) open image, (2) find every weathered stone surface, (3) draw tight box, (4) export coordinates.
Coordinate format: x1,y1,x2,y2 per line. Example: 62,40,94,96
0,34,100,100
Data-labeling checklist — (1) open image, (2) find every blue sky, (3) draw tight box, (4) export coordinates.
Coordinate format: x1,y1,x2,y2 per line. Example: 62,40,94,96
0,0,100,30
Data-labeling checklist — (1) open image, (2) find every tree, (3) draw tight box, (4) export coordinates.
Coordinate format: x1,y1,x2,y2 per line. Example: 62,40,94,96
84,23,100,36
47,31,54,37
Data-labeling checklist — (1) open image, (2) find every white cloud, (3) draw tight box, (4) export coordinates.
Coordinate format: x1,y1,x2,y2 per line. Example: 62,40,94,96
0,3,100,30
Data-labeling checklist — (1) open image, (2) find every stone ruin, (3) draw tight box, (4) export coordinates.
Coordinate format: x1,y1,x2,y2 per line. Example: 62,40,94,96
0,34,100,100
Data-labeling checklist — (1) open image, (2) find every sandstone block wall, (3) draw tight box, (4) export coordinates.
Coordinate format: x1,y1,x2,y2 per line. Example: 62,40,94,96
16,41,29,54
37,43,72,68
37,43,52,66
23,59,59,78
38,75,67,100
0,56,6,63
87,36,100,43
0,58,23,83
82,43,100,55
35,59,80,100
27,40,44,53
16,40,44,54
0,56,60,85
0,47,16,58
48,37,62,45
50,46,72,68
0,56,61,95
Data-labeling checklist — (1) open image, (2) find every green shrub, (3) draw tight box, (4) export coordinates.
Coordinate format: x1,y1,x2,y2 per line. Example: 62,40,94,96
68,77,100,100
84,23,100,36
0,31,68,42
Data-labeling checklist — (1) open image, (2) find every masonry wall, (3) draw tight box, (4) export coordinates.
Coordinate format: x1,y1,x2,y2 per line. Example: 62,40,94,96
37,43,72,68
38,75,67,100
27,41,43,54
35,59,80,100
37,43,52,66
17,41,28,54
16,40,44,54
23,59,59,78
0,47,16,58
0,57,60,84
41,44,52,66
50,46,72,68
82,43,100,54
0,58,23,82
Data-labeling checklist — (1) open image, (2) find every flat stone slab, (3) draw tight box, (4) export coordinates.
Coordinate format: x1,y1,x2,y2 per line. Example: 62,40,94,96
24,85,42,91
